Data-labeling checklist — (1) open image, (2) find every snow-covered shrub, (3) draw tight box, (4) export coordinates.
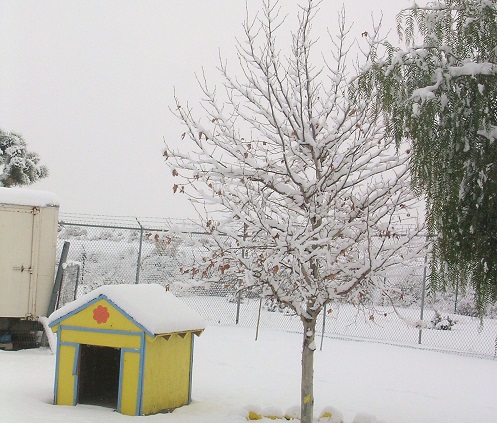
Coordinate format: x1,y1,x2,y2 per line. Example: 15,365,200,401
318,406,344,422
456,297,479,317
58,225,88,239
263,297,288,313
430,311,457,330
487,302,497,319
245,405,262,420
284,405,301,420
261,406,283,419
352,413,383,423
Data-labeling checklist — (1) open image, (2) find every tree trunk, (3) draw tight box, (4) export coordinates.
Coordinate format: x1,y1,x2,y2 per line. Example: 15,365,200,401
301,316,317,423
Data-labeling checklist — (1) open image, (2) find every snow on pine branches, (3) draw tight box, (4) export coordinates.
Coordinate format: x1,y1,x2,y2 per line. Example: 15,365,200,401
0,129,48,187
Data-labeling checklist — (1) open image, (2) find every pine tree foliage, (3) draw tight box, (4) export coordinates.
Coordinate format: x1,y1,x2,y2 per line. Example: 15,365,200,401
164,1,424,422
358,0,497,313
0,129,48,187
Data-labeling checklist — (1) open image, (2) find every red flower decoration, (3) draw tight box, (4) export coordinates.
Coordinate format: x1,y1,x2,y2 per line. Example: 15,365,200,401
93,305,110,324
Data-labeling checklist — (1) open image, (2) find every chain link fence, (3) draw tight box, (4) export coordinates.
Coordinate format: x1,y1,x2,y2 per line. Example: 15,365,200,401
56,213,497,359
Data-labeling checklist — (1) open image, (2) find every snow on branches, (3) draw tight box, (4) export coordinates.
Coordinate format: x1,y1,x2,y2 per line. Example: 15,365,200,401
165,2,425,421
0,130,48,187
165,0,424,319
358,0,497,312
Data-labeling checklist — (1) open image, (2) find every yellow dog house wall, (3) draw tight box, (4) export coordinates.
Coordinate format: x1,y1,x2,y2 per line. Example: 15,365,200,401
47,284,205,416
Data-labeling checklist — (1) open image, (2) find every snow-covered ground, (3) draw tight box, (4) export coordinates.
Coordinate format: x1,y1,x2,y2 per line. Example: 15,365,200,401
179,296,497,359
1,325,496,423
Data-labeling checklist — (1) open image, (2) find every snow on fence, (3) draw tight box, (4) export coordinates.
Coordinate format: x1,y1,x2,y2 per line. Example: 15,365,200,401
56,213,497,359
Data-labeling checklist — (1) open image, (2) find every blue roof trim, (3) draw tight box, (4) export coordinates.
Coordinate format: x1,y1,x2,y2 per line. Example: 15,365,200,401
48,294,155,337
48,296,102,328
103,296,154,338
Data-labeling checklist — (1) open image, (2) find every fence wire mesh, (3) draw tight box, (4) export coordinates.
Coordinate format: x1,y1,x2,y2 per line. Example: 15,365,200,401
56,213,497,359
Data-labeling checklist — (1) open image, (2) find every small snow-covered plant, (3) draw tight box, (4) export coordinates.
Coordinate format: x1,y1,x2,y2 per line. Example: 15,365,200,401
318,406,344,423
430,310,457,330
456,297,479,318
246,405,263,420
264,297,291,313
352,413,385,423
284,405,301,420
261,406,284,420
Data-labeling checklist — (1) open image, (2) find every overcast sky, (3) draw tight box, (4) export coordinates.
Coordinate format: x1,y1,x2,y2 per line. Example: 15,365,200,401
1,1,407,219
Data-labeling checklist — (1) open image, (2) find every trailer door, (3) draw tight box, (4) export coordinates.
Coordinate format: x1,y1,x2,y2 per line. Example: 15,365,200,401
0,206,35,317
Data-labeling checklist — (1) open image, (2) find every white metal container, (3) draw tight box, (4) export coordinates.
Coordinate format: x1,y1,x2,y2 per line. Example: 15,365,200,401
0,187,59,319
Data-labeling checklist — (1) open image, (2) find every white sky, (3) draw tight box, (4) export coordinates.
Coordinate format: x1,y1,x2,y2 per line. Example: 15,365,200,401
0,1,408,219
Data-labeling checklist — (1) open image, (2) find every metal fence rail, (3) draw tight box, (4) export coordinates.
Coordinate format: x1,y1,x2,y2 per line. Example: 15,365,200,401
56,213,497,359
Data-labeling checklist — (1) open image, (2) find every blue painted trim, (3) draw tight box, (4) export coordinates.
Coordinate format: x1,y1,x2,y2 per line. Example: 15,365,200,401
53,334,61,404
59,341,79,346
103,296,155,338
48,296,103,327
117,349,125,413
189,335,194,403
72,343,80,375
49,294,155,338
72,343,80,406
137,332,146,416
121,347,140,353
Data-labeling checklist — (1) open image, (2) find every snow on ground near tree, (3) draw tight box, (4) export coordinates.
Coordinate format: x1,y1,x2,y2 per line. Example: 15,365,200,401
1,326,496,423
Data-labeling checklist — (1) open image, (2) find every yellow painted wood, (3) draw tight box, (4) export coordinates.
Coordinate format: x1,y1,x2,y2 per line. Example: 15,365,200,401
60,328,141,349
56,344,77,406
51,299,142,333
119,351,141,416
142,333,192,414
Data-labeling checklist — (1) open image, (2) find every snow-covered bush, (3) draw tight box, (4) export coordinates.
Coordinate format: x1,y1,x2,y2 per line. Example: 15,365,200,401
430,311,457,330
352,413,385,423
284,405,301,420
456,297,479,318
263,297,291,313
318,406,344,422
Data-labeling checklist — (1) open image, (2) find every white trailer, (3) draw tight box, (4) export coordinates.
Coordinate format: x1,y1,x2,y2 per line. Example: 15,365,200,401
0,187,59,320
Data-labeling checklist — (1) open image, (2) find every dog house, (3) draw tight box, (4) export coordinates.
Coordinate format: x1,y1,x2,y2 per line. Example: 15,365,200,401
47,284,205,416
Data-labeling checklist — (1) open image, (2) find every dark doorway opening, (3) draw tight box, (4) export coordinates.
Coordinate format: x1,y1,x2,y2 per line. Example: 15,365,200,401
78,344,120,409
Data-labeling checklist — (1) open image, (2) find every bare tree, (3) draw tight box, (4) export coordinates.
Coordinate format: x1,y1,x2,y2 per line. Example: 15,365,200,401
164,1,424,422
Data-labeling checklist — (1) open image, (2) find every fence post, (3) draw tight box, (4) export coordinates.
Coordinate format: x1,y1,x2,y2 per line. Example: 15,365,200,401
454,280,459,313
73,265,80,300
255,297,263,341
135,218,144,284
47,241,70,315
418,246,429,345
236,290,242,324
319,303,327,351
236,223,248,324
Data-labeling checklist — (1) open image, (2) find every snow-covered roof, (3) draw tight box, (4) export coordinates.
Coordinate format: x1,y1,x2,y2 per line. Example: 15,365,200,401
48,284,206,336
0,187,60,207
